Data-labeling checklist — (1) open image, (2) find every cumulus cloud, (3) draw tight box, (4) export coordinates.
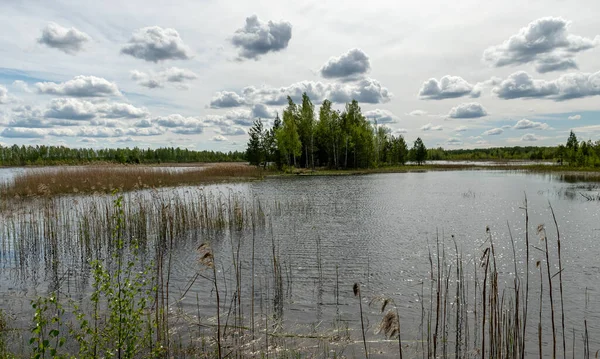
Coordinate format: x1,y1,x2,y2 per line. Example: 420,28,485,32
231,15,292,60
446,137,463,145
44,98,96,120
568,114,581,120
12,80,32,93
419,76,480,100
38,22,91,54
231,78,392,106
121,26,192,62
212,135,228,142
455,126,468,132
364,109,398,124
7,105,52,128
320,48,370,80
0,85,8,104
251,103,276,118
409,110,427,116
36,75,121,97
43,98,147,121
130,67,197,89
209,91,247,108
1,127,46,138
483,17,599,73
421,123,443,131
521,133,539,141
493,71,600,100
393,129,408,135
513,118,550,130
448,102,488,118
483,128,503,136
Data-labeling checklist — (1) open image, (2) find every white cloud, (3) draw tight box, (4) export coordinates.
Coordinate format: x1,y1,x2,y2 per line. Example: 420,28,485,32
448,102,488,118
1,127,46,138
446,137,463,145
215,78,392,107
12,80,32,93
409,110,427,116
38,22,91,55
421,123,443,131
36,76,121,97
513,118,550,130
419,76,480,100
212,134,228,141
231,15,292,60
121,26,192,62
568,114,581,120
483,17,599,73
521,133,539,141
493,71,600,101
483,128,503,136
44,98,96,120
0,85,7,104
130,67,198,89
455,126,468,132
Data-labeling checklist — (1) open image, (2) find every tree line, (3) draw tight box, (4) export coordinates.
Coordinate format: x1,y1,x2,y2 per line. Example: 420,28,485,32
432,131,600,167
0,144,245,166
246,94,426,169
247,93,600,170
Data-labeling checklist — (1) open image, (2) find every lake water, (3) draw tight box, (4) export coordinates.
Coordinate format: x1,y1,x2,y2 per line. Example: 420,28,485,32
1,169,599,357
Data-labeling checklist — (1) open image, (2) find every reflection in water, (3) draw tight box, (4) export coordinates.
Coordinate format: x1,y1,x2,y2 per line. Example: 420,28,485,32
0,170,599,357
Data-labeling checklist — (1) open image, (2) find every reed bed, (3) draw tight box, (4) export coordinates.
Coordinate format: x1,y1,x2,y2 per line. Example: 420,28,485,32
0,189,597,358
0,163,264,198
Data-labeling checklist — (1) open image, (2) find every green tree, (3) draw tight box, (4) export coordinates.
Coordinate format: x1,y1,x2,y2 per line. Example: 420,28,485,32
246,119,265,166
411,137,427,165
277,97,302,166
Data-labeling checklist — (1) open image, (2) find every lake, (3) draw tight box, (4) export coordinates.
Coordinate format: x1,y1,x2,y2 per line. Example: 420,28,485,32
0,168,599,358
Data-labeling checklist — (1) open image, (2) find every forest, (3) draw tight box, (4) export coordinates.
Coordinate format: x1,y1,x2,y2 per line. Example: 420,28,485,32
246,93,600,169
0,144,245,166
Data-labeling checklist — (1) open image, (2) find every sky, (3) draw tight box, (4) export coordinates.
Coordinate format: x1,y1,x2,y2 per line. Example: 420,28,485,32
1,0,599,152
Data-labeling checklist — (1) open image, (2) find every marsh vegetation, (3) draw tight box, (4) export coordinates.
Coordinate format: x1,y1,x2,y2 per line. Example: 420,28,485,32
0,169,598,358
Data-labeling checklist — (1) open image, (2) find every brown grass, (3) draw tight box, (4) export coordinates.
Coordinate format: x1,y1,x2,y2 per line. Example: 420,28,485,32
1,163,264,198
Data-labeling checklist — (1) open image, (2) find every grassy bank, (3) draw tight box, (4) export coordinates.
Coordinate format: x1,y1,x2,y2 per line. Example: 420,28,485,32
0,163,265,198
275,163,600,178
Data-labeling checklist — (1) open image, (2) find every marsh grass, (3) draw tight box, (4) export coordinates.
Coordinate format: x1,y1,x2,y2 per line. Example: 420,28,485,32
0,189,597,358
0,163,263,198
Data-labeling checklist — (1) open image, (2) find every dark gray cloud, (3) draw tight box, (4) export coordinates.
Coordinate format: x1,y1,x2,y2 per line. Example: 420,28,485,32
493,71,600,101
364,109,398,124
0,85,8,104
483,17,599,73
1,127,45,138
419,76,480,99
231,15,292,60
130,67,197,89
483,128,503,136
448,102,488,118
513,119,550,130
121,26,192,62
38,22,91,55
320,48,370,79
251,103,275,118
36,76,121,97
535,56,578,73
209,91,247,108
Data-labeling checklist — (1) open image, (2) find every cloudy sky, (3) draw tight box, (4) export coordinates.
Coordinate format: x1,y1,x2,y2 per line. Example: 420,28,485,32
1,0,599,151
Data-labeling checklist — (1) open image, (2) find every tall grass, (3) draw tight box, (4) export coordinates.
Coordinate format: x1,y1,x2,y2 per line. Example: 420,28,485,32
0,163,263,198
0,190,596,358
